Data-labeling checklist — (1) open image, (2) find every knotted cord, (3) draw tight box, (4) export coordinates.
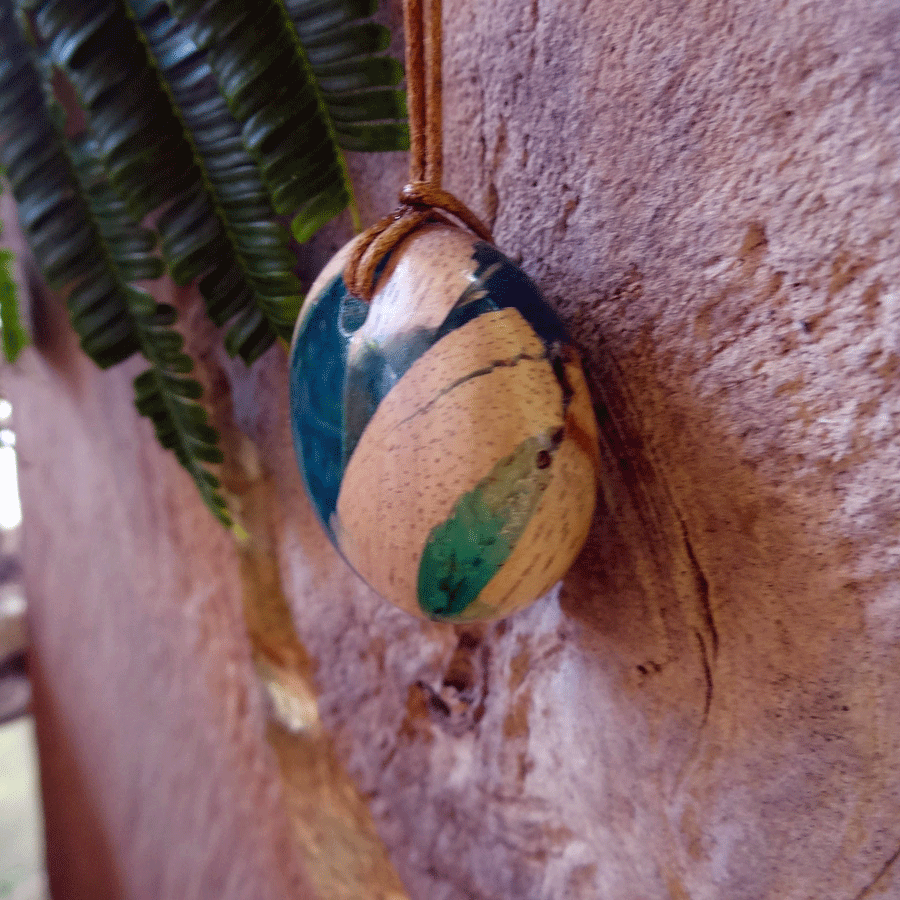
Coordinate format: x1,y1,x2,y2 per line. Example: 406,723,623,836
343,0,494,301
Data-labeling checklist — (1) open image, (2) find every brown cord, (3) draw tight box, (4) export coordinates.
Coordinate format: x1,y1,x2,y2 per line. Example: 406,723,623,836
343,0,493,302
422,0,443,184
404,0,428,183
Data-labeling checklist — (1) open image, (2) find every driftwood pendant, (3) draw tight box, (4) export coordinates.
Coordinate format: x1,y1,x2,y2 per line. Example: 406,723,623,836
289,223,599,622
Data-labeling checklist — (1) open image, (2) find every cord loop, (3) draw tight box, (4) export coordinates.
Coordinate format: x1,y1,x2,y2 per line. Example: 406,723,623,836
343,0,493,302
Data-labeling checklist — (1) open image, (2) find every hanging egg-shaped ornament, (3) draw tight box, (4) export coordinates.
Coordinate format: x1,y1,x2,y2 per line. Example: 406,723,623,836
289,222,599,622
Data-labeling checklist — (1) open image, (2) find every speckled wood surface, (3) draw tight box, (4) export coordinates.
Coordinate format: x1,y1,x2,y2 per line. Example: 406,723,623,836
290,223,599,621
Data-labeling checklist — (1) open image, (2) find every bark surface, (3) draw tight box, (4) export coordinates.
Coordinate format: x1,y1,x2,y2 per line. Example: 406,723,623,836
4,1,900,898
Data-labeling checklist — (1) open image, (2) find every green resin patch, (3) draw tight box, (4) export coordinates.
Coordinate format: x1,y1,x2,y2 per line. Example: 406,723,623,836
417,434,554,619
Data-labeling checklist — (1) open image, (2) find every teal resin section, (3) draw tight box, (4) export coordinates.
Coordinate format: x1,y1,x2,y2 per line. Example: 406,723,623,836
417,435,552,619
436,242,570,346
341,242,571,463
289,273,367,539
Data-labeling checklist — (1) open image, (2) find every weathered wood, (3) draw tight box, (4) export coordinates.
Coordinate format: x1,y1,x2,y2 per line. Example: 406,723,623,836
5,273,316,899
4,0,900,898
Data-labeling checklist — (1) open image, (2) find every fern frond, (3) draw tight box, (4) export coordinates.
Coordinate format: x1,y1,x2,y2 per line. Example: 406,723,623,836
130,0,301,360
287,0,409,152
167,0,408,242
0,10,134,363
25,0,300,362
75,144,232,524
132,313,231,526
0,6,230,523
0,0,412,526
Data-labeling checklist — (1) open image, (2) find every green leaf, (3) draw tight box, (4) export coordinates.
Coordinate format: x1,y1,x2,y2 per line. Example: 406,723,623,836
0,0,413,527
129,0,304,361
21,0,292,363
169,0,346,213
0,249,28,363
288,3,408,153
168,0,407,234
290,188,351,243
301,22,391,63
327,87,406,123
0,5,231,525
282,0,377,37
313,56,403,93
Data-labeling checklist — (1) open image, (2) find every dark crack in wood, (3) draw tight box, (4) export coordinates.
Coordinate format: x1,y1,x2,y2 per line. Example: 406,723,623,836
852,842,900,900
681,519,719,657
695,630,713,726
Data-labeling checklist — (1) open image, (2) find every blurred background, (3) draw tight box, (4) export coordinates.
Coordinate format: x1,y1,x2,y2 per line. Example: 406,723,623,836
0,395,47,900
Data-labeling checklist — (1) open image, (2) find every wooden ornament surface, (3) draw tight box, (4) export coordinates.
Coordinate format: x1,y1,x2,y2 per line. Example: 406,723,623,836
289,223,599,621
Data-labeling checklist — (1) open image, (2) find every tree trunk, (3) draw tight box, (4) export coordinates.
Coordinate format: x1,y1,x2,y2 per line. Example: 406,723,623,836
4,0,900,898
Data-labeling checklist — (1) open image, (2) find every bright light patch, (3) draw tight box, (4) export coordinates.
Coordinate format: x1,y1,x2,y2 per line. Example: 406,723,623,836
0,443,21,529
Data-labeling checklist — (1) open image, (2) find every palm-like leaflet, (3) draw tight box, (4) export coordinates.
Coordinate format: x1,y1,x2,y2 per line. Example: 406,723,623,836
168,0,406,240
0,0,407,524
75,140,232,523
132,0,303,362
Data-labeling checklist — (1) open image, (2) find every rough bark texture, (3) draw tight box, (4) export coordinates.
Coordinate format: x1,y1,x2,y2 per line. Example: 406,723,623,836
4,0,900,898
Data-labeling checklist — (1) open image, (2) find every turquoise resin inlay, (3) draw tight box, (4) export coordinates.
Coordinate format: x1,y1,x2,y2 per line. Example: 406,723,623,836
436,243,570,346
289,273,366,537
417,435,552,619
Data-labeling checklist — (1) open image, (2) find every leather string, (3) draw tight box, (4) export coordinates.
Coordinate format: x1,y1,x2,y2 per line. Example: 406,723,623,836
344,0,494,301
